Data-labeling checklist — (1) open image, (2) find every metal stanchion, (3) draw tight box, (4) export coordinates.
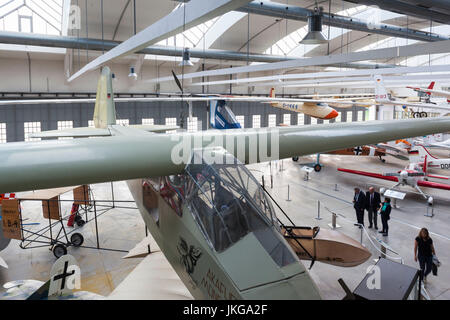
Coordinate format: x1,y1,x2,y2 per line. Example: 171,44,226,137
286,185,291,201
334,183,338,191
145,226,150,254
94,201,100,249
392,197,398,209
262,175,265,189
360,226,364,244
328,212,341,229
270,175,273,189
425,202,434,218
315,200,322,220
304,171,309,181
111,181,115,209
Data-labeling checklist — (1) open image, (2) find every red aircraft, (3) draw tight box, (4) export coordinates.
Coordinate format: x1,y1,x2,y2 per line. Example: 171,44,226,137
338,155,450,201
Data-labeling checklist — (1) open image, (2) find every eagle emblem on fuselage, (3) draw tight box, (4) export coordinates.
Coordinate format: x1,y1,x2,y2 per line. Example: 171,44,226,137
177,237,202,275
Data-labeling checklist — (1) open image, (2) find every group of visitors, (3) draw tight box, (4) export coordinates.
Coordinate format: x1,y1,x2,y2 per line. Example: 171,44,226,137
353,187,390,236
351,187,439,284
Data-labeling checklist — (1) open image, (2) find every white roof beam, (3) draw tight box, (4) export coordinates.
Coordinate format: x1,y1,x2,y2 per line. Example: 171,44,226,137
155,39,450,82
67,0,253,82
251,74,450,88
189,64,450,86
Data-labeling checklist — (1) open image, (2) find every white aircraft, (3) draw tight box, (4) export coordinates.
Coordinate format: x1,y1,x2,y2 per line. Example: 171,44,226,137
267,88,338,120
410,145,450,171
413,134,450,150
374,75,450,115
408,84,450,103
338,160,450,201
1,255,104,300
1,244,192,300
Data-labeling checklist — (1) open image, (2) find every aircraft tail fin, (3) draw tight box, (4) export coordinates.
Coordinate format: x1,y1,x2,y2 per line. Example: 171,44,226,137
93,67,117,129
26,255,79,300
47,255,80,298
374,75,390,103
269,87,277,107
428,81,435,90
414,144,438,162
270,87,275,98
209,100,241,129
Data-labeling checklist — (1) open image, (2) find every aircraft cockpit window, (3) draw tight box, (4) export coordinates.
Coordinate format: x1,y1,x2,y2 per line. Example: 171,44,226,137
185,148,297,267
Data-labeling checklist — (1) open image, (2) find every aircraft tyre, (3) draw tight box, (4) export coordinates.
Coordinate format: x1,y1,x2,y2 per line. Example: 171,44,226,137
70,233,84,247
53,244,67,258
75,215,85,227
292,156,299,162
314,164,322,172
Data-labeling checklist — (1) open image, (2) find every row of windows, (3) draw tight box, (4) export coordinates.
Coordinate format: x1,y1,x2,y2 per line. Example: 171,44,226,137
0,112,366,143
240,111,364,127
0,123,6,143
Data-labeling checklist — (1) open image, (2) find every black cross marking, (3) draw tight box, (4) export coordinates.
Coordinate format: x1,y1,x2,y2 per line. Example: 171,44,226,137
353,146,363,155
53,261,75,290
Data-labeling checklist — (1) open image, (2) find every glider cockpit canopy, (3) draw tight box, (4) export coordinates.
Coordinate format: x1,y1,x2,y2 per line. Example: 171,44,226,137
185,148,296,267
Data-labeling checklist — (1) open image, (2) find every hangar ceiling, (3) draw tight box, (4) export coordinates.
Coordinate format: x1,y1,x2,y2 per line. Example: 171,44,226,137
0,0,449,92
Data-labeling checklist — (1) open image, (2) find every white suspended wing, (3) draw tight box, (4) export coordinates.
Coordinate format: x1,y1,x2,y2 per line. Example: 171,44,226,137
0,96,373,105
2,118,450,194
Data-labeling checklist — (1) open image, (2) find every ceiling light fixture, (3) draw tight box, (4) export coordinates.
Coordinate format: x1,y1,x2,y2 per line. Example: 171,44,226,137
179,47,194,67
300,7,328,45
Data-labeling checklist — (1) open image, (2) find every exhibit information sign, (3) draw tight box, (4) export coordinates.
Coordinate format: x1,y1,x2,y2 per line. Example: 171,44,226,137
1,199,22,240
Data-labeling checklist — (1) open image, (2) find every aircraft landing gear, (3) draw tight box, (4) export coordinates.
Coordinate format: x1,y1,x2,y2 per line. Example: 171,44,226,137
53,244,67,258
294,154,322,171
70,233,84,247
74,215,85,227
413,111,428,118
379,156,386,163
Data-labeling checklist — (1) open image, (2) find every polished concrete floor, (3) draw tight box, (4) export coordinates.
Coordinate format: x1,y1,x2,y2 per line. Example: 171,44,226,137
1,152,449,299
0,181,145,297
247,151,450,300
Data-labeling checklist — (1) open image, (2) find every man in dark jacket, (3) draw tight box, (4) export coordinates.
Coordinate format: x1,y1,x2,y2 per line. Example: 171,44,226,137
353,188,366,228
366,186,381,229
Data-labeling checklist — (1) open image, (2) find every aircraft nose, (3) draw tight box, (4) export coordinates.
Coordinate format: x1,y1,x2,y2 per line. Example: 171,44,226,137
324,109,338,119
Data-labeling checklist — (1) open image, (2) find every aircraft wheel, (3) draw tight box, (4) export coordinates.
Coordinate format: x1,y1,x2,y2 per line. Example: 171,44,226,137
70,233,84,247
53,244,67,258
413,112,419,118
314,164,322,172
381,158,386,163
292,156,299,162
75,215,85,227
420,112,428,118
